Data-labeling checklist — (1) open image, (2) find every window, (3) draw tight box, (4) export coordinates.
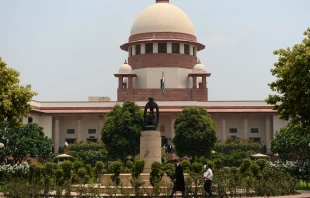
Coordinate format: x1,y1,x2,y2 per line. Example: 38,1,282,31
130,47,132,56
184,44,190,55
172,43,180,53
158,43,167,53
251,128,259,133
88,129,96,134
67,129,75,134
193,46,196,56
145,43,153,54
135,45,141,55
229,128,238,133
28,117,33,123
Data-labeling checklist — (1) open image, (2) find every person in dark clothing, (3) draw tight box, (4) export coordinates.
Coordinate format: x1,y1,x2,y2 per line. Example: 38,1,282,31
169,159,186,198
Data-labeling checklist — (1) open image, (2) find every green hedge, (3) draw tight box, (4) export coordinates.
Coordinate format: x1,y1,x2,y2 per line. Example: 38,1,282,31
68,142,106,151
214,142,261,154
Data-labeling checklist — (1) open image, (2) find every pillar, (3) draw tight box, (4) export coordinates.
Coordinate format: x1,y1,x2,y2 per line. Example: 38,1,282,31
77,117,82,142
202,75,206,89
54,117,60,154
244,117,248,140
193,76,197,88
266,116,271,153
222,117,226,142
153,42,158,53
128,76,133,89
98,116,104,142
118,76,123,89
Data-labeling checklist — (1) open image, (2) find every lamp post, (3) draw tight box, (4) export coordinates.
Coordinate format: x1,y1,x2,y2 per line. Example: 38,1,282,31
211,150,215,160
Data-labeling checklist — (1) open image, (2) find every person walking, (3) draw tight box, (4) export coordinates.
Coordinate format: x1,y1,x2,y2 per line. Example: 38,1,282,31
203,164,213,198
169,159,186,198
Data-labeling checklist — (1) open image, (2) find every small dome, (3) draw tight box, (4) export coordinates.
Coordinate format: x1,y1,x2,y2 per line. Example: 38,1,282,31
119,60,132,73
193,61,206,72
130,2,195,36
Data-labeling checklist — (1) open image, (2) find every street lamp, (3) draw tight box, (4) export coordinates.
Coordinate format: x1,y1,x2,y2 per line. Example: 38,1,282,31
211,150,215,160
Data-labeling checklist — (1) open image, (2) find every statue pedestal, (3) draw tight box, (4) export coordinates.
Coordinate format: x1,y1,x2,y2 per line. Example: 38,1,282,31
140,130,161,173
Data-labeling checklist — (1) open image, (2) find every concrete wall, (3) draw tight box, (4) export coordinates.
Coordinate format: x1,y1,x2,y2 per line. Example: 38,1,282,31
25,115,53,139
209,113,268,144
273,115,287,134
58,116,102,147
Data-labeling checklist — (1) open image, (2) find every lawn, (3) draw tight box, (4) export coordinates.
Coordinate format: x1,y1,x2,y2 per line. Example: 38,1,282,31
298,181,310,190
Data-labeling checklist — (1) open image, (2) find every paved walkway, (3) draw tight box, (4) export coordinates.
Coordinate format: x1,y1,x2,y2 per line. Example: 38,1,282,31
250,190,310,198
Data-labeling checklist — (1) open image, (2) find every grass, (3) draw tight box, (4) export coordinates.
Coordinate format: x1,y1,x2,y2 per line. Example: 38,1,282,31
297,181,310,190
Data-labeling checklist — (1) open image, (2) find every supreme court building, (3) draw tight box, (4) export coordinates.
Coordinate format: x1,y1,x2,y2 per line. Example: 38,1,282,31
25,0,287,154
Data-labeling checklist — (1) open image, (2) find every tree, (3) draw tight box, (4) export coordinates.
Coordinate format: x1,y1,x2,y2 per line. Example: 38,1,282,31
173,106,217,161
0,57,37,125
271,122,310,182
0,122,52,165
101,101,144,161
266,28,310,127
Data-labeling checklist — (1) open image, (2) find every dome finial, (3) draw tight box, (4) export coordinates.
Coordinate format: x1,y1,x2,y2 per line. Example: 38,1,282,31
156,0,169,3
124,59,127,64
197,59,201,64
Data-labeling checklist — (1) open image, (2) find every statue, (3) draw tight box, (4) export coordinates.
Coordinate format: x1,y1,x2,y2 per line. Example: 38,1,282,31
144,97,159,130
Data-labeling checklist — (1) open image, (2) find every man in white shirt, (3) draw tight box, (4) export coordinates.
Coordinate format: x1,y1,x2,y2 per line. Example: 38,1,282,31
203,164,213,198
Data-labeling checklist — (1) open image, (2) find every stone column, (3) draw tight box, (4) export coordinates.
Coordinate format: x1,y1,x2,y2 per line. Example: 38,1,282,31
98,116,104,142
77,117,82,143
118,76,123,89
222,116,227,142
202,75,207,89
193,76,197,89
54,117,60,154
128,76,133,89
244,117,248,140
140,130,161,173
170,117,176,144
266,116,271,153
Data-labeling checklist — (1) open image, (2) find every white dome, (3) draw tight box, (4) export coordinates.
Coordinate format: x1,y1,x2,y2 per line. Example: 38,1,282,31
193,63,206,72
130,2,195,36
119,62,132,73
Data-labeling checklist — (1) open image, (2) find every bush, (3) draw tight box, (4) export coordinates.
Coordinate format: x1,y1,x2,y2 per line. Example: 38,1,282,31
150,161,164,187
68,142,106,151
125,160,134,170
109,160,123,186
0,163,29,183
132,158,145,178
181,159,191,173
214,141,261,155
60,160,73,181
3,179,42,198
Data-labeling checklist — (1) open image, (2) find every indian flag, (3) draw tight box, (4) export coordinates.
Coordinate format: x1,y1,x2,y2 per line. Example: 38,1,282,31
161,71,165,95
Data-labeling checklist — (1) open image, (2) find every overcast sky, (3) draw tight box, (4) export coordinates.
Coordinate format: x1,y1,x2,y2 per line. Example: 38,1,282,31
0,0,309,102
